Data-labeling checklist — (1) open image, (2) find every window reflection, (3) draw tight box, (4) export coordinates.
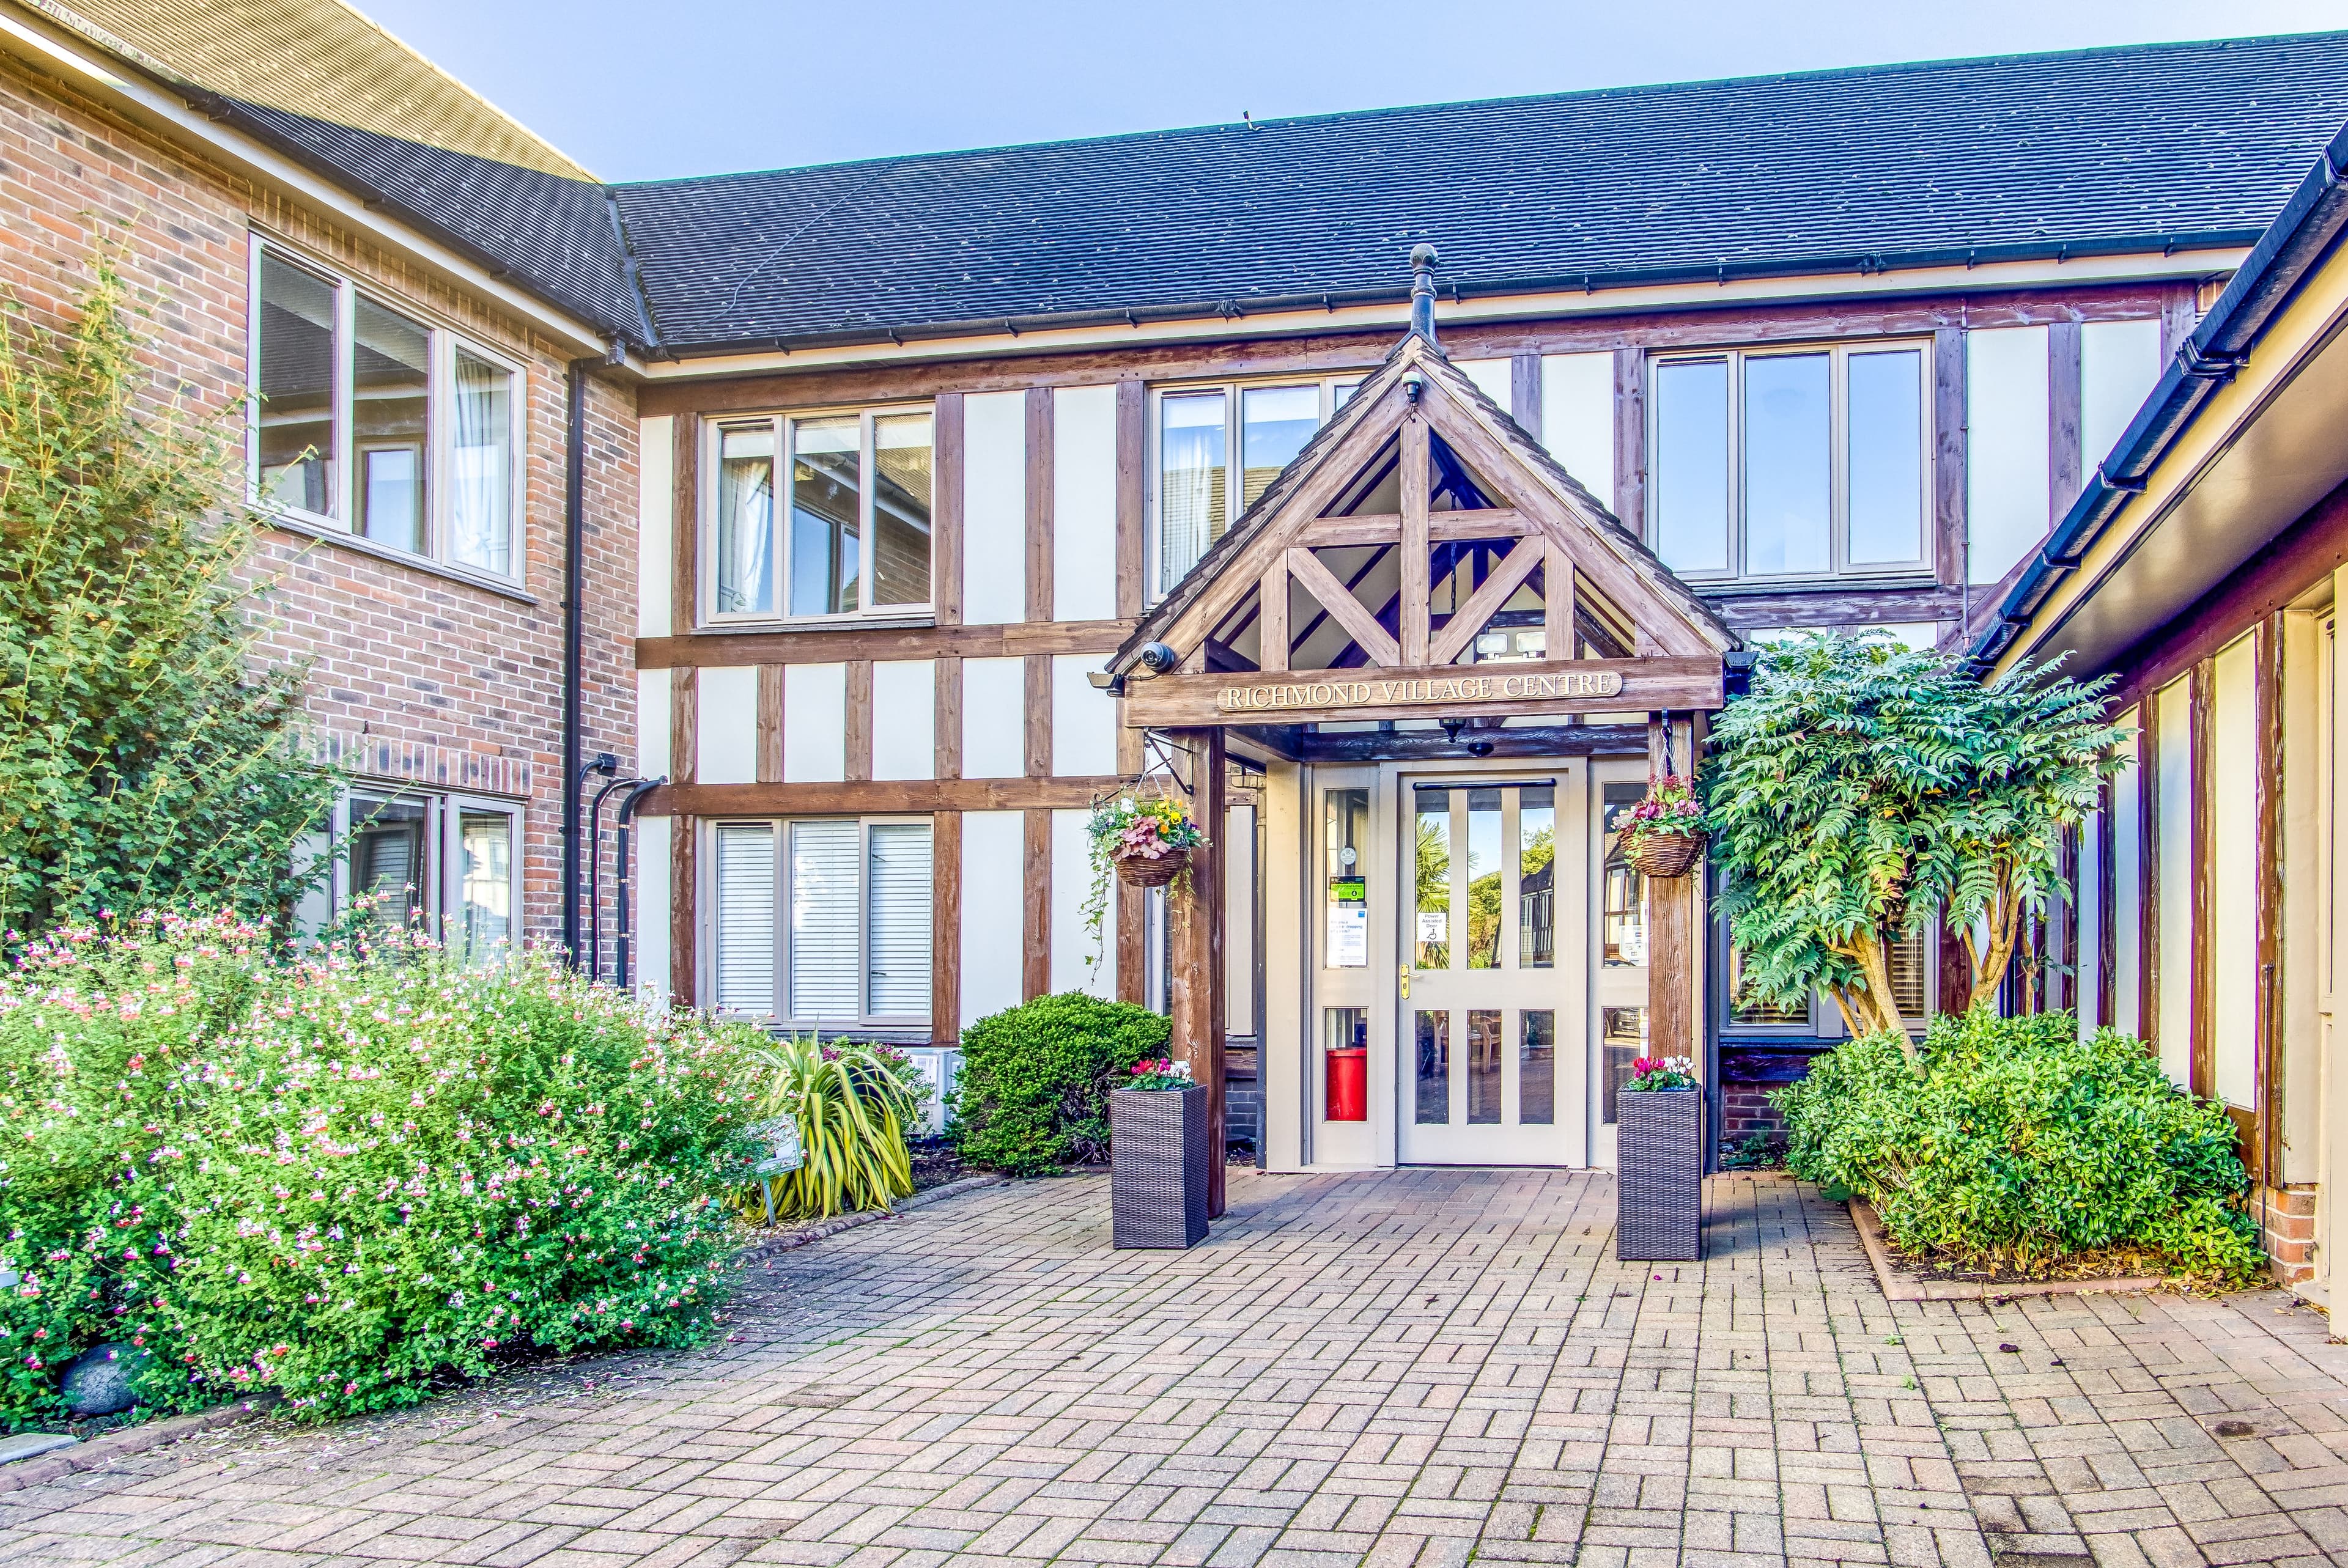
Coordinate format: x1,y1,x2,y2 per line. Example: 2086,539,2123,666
1414,787,1450,969
791,418,862,616
1743,354,1831,575
1653,358,1729,573
872,413,932,606
1519,786,1555,968
1414,1010,1449,1125
1601,782,1649,965
1465,788,1501,970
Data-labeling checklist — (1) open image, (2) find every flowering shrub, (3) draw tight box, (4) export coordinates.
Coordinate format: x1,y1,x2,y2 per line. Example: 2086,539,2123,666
1621,775,1704,852
1625,1055,1699,1092
1124,1058,1194,1091
0,913,761,1431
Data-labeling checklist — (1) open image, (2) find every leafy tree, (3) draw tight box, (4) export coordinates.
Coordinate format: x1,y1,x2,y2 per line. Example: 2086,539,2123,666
0,237,337,937
1704,633,2125,1058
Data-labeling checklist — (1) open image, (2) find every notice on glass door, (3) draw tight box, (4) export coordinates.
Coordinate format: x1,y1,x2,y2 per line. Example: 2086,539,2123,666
1329,906,1368,968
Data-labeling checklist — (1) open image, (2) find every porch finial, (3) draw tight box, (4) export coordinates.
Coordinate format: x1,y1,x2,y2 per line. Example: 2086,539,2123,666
1409,243,1440,345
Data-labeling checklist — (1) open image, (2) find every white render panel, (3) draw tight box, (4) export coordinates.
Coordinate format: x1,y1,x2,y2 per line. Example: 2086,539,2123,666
1050,807,1115,998
1052,654,1116,777
1054,385,1118,621
963,391,1028,624
871,660,936,781
695,665,758,785
637,669,671,779
633,815,670,1008
1966,325,2051,585
782,663,847,782
638,414,673,638
1540,353,1615,512
961,811,1025,1028
2080,318,2163,476
961,656,1026,779
1458,357,1513,410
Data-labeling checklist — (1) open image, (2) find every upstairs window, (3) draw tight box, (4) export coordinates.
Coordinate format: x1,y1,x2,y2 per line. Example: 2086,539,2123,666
707,408,934,622
1650,343,1929,584
249,240,523,580
1151,378,1356,598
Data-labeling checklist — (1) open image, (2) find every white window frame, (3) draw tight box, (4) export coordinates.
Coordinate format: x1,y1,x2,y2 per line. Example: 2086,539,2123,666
245,235,530,583
300,787,525,960
1647,339,1933,587
700,405,937,627
705,815,933,1028
1145,374,1362,602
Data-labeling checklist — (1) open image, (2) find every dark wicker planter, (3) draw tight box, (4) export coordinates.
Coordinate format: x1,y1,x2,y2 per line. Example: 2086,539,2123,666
1110,1085,1209,1248
1627,830,1706,878
1112,844,1191,889
1617,1088,1702,1262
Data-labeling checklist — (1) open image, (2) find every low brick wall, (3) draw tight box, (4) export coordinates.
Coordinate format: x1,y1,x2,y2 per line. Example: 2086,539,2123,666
2258,1182,2318,1284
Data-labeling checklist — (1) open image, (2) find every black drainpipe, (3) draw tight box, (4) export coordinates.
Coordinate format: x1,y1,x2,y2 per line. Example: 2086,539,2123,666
560,356,597,968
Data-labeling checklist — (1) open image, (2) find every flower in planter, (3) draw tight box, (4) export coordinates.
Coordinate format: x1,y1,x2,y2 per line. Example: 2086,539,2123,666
1622,775,1705,852
1125,1058,1195,1091
1625,1055,1699,1092
1081,793,1213,976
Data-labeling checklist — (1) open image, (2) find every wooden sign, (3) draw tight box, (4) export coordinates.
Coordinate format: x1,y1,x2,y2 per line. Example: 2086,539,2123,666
1121,657,1724,728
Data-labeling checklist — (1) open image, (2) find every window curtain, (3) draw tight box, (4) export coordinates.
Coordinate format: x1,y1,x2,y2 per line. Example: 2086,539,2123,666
1157,394,1227,589
789,821,860,1019
449,351,512,573
717,427,776,614
866,823,932,1017
715,823,778,1014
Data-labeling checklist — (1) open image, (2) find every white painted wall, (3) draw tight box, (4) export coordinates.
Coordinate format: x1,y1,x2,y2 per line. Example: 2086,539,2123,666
1540,352,1615,512
1457,357,1513,410
1052,653,1115,776
961,657,1027,779
632,815,670,1008
1054,385,1118,621
961,811,1025,1027
1050,807,1114,998
638,414,673,638
2080,318,2164,478
695,665,758,784
637,669,671,779
1967,325,2051,585
782,663,846,782
964,391,1027,624
871,660,936,781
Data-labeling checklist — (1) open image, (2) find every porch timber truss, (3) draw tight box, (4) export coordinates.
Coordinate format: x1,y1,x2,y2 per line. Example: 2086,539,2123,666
1110,329,1735,745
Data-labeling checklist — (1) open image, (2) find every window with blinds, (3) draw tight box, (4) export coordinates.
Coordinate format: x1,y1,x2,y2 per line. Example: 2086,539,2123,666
714,823,777,1014
711,817,933,1025
866,823,933,1016
789,821,862,1020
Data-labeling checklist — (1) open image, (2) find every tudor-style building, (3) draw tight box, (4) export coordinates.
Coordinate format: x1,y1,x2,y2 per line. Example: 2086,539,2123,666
616,35,2348,1192
18,2,2348,1234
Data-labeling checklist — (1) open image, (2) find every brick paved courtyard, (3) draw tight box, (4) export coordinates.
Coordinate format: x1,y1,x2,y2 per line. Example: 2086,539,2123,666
9,1170,2348,1568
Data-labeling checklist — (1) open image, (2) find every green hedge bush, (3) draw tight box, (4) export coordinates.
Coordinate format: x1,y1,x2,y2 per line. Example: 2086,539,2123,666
1776,1009,2261,1283
0,913,761,1431
952,993,1168,1176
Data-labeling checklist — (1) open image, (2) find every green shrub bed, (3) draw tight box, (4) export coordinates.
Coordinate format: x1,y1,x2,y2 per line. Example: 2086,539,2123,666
1776,1010,2261,1286
952,993,1169,1176
0,914,761,1431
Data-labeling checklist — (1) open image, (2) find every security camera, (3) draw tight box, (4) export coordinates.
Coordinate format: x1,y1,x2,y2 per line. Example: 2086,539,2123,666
1137,642,1180,675
1402,369,1425,402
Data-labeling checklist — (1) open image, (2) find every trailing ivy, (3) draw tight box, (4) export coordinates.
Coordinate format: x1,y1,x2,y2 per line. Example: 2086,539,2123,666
0,234,337,939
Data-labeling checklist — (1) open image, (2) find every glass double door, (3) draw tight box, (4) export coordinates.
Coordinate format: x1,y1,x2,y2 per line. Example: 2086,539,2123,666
1398,773,1590,1164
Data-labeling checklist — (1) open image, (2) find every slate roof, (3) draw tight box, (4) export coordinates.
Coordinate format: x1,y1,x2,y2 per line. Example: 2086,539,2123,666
609,32,2348,355
210,97,651,347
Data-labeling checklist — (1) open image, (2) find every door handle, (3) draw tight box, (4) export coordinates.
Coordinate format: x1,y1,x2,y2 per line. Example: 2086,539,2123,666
1398,963,1410,1000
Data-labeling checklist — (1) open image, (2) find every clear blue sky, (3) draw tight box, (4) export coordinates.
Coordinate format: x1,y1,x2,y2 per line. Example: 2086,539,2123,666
355,0,2347,183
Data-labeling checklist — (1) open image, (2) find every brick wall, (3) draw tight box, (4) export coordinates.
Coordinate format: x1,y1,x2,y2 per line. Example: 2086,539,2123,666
2258,1182,2318,1286
0,51,639,947
1720,1080,1787,1153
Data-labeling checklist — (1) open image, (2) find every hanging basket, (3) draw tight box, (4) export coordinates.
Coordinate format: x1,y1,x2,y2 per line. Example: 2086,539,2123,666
1112,843,1192,889
1628,830,1707,879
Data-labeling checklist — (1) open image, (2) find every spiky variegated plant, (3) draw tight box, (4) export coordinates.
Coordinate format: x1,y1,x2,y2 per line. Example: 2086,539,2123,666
739,1034,919,1222
1704,632,2126,1061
